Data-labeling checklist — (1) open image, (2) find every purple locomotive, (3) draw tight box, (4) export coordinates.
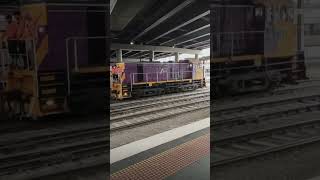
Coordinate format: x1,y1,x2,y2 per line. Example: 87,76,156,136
111,61,205,100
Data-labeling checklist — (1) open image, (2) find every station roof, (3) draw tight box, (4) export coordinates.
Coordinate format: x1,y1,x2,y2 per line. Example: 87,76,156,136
0,0,210,60
111,0,210,60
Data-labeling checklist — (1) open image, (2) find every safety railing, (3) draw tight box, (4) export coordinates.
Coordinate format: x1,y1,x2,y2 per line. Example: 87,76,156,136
66,36,108,71
130,71,193,91
65,36,109,95
212,31,265,57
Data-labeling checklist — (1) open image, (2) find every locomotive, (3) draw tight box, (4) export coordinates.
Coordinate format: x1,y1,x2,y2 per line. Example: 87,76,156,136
110,60,206,100
0,2,108,119
211,0,307,95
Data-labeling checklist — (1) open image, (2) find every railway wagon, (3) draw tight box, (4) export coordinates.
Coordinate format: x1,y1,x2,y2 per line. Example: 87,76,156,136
0,3,108,119
211,0,307,95
111,61,205,100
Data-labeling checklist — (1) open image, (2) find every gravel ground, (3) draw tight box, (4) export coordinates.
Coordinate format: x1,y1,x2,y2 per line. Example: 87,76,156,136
306,59,320,80
111,108,210,149
212,142,320,180
36,165,109,180
0,115,107,142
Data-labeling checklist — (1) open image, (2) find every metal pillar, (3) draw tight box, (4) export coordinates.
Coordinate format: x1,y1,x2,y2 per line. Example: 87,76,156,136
116,49,123,62
195,54,199,61
297,0,304,52
149,50,154,62
175,52,179,62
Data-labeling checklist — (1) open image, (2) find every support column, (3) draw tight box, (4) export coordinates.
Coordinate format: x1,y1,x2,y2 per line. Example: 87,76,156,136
149,51,154,62
195,54,199,61
175,52,179,62
116,49,123,62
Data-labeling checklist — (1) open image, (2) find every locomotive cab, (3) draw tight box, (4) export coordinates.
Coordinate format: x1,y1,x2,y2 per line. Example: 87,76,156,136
111,63,130,100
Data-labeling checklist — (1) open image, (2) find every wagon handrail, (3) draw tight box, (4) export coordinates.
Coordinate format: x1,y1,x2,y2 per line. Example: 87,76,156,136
65,36,110,95
130,71,194,85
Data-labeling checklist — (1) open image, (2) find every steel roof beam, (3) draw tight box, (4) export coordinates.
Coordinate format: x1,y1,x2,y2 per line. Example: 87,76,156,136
155,53,175,60
110,0,117,13
183,39,210,48
160,24,210,45
146,10,210,44
175,33,210,46
126,51,147,58
131,0,195,41
122,51,133,56
196,44,210,49
47,3,109,7
111,43,201,54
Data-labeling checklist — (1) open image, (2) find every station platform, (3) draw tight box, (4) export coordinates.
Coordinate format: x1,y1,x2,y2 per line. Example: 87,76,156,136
308,177,320,180
110,118,210,180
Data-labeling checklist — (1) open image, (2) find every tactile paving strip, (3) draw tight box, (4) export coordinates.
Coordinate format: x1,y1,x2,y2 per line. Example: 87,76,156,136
111,133,209,180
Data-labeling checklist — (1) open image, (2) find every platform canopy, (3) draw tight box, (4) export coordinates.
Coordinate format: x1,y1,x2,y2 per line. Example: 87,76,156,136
111,0,210,60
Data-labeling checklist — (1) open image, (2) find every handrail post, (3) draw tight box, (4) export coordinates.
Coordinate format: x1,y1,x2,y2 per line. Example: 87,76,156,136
131,73,133,92
231,32,234,57
156,72,159,82
74,39,79,72
66,38,71,96
32,39,39,98
26,41,30,71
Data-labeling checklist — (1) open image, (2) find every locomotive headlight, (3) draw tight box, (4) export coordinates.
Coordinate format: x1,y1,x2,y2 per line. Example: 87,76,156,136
39,27,45,33
123,92,128,96
46,99,55,106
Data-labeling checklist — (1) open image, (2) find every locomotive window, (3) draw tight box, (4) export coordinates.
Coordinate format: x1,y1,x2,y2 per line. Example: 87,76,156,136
112,74,120,82
255,7,264,16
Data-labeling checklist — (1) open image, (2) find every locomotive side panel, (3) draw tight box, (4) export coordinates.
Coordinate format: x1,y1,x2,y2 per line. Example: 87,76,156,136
111,62,205,100
260,0,297,58
44,5,89,71
212,2,265,58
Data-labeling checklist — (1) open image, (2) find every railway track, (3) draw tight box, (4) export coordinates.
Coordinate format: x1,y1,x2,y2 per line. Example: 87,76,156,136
110,81,320,133
212,82,320,105
212,113,320,167
213,93,320,130
0,125,108,179
110,88,209,109
212,87,320,167
111,91,210,116
110,96,210,132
